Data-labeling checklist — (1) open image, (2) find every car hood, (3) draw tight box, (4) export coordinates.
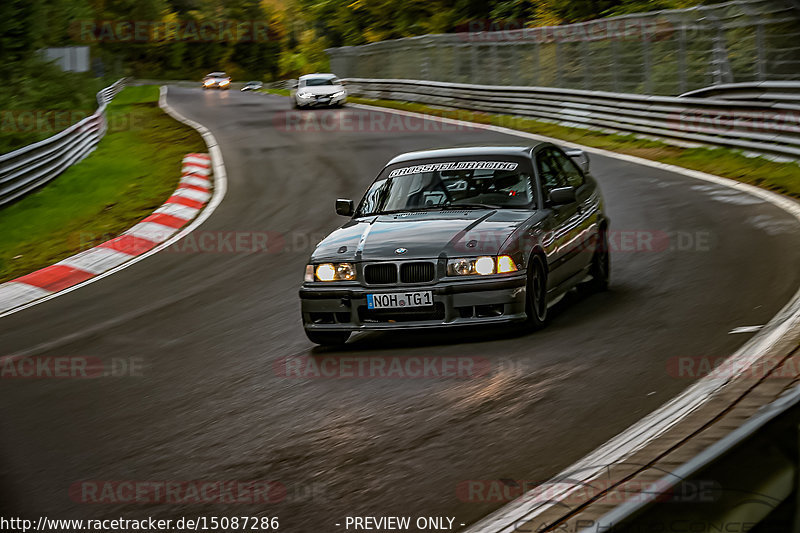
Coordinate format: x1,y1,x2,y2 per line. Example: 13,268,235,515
300,85,344,96
311,209,536,262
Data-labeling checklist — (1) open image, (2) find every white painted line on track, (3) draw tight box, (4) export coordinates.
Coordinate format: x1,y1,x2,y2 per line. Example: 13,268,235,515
123,221,177,243
153,203,200,220
180,175,212,188
170,187,211,203
57,247,134,275
0,86,228,320
181,164,211,175
729,325,764,334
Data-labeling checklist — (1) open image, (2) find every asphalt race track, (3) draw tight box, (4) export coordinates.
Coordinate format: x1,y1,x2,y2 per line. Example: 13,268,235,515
1,88,799,530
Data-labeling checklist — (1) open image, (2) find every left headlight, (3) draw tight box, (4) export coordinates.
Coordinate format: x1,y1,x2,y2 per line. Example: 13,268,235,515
332,90,346,98
306,263,356,282
219,79,230,86
447,256,518,277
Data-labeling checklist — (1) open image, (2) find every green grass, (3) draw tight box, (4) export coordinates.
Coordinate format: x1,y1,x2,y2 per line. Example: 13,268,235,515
260,88,290,97
0,85,206,282
347,97,800,199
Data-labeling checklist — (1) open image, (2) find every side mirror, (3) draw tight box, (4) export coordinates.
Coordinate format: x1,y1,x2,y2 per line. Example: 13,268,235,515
565,149,590,173
290,80,299,89
549,186,577,205
336,198,354,216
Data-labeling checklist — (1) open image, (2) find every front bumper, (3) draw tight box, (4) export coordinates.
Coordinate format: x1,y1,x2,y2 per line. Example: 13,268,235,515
297,94,347,107
300,273,527,331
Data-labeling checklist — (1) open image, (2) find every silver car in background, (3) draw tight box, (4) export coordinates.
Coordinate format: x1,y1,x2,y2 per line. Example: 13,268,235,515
291,73,347,108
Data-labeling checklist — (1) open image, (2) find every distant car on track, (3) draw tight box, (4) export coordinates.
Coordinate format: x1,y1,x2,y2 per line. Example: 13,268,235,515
299,144,610,345
291,73,347,109
241,81,263,92
203,72,231,90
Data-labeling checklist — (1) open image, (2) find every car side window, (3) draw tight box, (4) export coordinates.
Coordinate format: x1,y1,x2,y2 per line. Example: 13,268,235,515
550,149,585,188
536,149,568,197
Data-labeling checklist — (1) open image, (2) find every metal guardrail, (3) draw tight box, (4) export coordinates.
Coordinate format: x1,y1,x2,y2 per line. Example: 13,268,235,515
328,0,800,96
583,382,800,532
681,80,800,105
342,78,800,160
0,78,127,208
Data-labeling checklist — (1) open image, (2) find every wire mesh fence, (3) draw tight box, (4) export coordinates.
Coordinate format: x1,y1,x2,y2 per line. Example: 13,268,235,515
327,0,800,96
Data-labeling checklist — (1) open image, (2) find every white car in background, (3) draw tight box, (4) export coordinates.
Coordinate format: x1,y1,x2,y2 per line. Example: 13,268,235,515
202,72,231,90
291,74,347,109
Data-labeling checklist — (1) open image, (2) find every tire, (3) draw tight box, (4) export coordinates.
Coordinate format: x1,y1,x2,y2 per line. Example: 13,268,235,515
525,254,548,329
305,330,350,346
588,228,610,292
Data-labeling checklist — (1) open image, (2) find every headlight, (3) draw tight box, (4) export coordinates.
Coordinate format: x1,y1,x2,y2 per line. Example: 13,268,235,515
447,256,518,276
203,80,213,86
310,263,356,282
332,90,346,98
220,79,230,86
298,92,313,99
497,255,518,273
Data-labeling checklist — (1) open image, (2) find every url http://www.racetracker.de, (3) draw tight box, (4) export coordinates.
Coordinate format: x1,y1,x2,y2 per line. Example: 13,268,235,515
0,516,280,532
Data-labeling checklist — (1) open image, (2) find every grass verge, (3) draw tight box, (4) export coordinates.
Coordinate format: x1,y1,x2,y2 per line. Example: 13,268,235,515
0,85,206,283
347,96,800,199
261,88,290,97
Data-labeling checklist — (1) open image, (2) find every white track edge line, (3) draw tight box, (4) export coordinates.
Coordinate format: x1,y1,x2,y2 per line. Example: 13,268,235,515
343,103,800,532
0,86,228,320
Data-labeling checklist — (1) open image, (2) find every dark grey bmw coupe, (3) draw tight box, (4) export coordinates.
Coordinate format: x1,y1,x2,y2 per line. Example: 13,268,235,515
299,144,610,345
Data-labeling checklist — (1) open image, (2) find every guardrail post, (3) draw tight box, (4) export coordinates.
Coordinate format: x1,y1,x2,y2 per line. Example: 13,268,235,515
555,40,563,87
422,42,430,80
509,43,518,87
492,42,499,85
678,20,688,94
756,21,766,82
643,29,653,94
469,44,478,84
582,40,590,91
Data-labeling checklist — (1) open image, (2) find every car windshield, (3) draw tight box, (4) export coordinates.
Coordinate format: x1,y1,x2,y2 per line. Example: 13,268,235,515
303,77,337,87
207,72,227,78
356,161,535,216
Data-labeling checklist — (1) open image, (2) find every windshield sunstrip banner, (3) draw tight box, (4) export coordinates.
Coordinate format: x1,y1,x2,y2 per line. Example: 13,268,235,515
388,161,518,178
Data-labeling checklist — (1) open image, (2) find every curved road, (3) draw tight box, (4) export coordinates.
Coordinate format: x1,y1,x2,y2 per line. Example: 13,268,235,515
1,88,799,530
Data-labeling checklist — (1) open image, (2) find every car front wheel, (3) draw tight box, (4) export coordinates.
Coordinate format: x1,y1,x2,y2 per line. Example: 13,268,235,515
525,255,548,329
305,330,350,346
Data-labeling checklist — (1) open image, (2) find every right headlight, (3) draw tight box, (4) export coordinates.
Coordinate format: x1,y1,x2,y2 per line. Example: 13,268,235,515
306,263,356,282
447,256,518,277
298,92,314,99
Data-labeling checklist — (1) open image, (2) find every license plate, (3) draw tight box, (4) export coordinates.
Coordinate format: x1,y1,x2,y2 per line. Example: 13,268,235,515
367,291,433,309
